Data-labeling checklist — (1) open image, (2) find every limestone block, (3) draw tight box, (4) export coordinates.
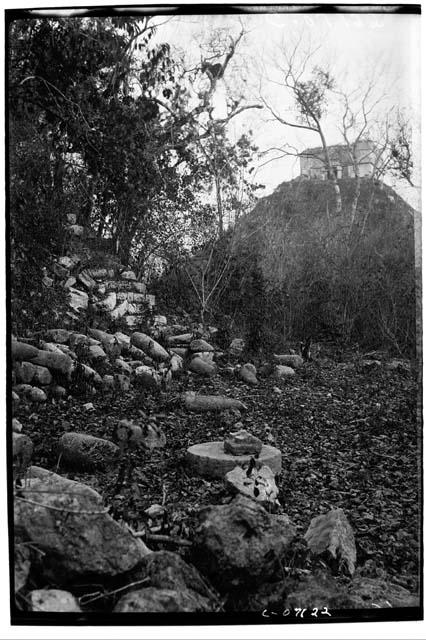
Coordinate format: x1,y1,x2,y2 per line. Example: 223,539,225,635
11,341,39,362
77,270,96,290
120,270,137,281
33,364,53,386
88,345,107,361
14,361,37,384
123,315,144,328
111,300,129,320
229,338,245,357
28,589,81,612
239,363,258,385
99,292,117,311
58,432,120,470
190,339,214,353
273,354,304,368
68,288,89,311
15,469,150,576
274,365,295,378
111,300,128,319
186,442,282,479
225,464,279,506
224,429,262,456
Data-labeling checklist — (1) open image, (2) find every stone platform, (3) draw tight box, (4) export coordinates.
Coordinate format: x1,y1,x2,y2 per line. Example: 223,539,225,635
186,441,282,479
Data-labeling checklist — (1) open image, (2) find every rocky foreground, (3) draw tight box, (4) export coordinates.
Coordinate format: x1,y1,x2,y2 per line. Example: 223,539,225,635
11,315,420,615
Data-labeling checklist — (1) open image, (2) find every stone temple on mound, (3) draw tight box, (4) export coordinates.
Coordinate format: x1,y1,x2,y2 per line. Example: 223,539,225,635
299,139,376,180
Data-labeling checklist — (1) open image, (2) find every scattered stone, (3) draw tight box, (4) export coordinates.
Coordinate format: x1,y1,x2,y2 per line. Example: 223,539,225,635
58,432,120,470
274,364,296,378
12,418,22,433
239,363,258,385
134,365,160,389
304,508,357,576
121,270,137,281
186,441,281,480
193,495,295,589
115,374,131,392
224,429,262,456
69,333,91,350
273,353,304,368
67,213,77,225
190,338,214,353
133,282,147,294
13,383,33,398
170,347,187,357
88,328,121,357
83,402,95,412
28,589,82,612
99,291,117,311
184,391,247,413
272,386,282,394
29,387,47,403
39,341,65,354
15,468,149,577
229,338,245,357
131,332,169,362
13,432,34,476
168,333,193,346
64,276,77,289
42,276,53,287
110,300,128,320
68,287,89,311
12,391,20,410
126,302,145,315
11,341,39,362
102,374,115,390
14,361,37,384
77,269,96,290
114,331,131,349
88,344,107,361
114,587,212,613
123,314,144,328
32,364,52,386
77,363,103,387
153,315,167,326
114,358,132,375
188,357,216,376
169,353,184,374
88,267,108,280
50,385,67,400
225,464,278,506
32,350,74,377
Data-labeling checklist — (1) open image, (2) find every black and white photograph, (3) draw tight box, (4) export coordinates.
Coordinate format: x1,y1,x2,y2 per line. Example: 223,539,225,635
4,2,423,631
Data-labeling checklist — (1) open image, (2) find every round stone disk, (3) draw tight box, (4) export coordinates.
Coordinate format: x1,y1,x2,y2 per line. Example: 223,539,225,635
186,441,282,479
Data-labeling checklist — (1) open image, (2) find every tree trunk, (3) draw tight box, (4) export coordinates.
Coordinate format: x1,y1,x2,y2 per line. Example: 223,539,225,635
215,172,224,236
318,128,342,214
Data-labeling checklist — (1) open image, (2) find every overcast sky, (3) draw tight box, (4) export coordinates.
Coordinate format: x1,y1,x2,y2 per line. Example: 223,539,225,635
157,10,421,207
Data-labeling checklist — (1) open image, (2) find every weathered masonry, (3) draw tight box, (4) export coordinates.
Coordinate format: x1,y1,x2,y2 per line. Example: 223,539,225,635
299,140,376,180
